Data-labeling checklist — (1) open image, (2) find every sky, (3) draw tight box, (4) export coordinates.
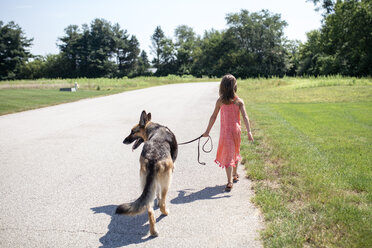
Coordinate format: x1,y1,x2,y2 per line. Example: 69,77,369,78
0,0,322,58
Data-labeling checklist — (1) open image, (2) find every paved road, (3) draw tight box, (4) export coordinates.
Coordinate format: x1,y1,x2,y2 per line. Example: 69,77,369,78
0,82,263,247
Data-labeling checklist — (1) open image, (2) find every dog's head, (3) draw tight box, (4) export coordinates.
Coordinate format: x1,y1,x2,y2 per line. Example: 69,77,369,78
123,110,152,150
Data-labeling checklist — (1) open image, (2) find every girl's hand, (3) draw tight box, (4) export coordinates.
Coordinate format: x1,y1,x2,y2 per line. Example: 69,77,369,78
248,131,254,142
202,131,209,137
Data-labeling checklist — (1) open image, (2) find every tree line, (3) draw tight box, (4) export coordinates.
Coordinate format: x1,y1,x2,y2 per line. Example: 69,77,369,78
1,0,371,80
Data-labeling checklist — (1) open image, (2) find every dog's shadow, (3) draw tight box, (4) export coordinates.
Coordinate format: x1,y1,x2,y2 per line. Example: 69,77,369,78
91,185,229,247
91,204,165,248
171,184,231,204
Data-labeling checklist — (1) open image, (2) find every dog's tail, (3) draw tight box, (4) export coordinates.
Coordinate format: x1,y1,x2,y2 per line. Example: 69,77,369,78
116,160,156,216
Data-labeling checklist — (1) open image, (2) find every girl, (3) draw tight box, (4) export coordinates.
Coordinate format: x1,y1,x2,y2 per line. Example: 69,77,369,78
203,74,254,191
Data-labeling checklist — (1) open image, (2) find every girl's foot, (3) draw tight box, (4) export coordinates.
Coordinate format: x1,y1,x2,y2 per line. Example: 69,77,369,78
225,182,233,192
233,174,239,183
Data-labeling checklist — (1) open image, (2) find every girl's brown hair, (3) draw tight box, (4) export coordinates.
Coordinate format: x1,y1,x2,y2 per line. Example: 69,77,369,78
219,74,237,104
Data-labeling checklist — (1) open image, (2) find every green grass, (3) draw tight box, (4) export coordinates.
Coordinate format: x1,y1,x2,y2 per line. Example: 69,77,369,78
0,89,124,115
239,76,372,247
0,75,214,90
0,75,213,115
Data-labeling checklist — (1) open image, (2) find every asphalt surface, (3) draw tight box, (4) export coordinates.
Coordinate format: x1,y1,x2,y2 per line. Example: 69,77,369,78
0,82,263,247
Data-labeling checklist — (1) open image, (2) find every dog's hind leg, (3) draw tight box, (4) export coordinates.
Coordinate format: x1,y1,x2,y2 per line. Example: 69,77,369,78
156,183,161,206
140,170,146,191
159,165,172,216
140,157,147,190
147,205,158,237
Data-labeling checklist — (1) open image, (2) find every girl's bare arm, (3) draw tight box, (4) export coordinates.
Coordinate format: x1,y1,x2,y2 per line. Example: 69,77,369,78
238,98,254,141
203,99,222,137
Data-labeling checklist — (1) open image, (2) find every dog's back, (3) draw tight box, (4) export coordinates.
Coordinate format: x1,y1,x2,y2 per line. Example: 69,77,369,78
141,123,178,163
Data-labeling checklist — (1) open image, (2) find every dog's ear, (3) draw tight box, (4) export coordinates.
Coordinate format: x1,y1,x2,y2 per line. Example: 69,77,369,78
139,110,147,127
147,113,151,122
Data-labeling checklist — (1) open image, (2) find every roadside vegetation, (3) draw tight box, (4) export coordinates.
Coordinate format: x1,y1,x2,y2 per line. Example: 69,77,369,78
239,76,372,247
0,76,213,115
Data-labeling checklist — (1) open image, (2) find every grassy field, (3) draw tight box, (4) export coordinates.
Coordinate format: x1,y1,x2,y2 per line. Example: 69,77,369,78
0,75,213,115
239,76,372,247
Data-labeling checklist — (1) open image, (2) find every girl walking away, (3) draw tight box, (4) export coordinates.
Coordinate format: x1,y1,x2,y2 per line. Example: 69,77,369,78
203,74,254,191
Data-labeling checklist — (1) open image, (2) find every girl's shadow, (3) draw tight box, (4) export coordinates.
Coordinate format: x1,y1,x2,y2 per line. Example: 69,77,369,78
91,204,165,248
171,185,230,205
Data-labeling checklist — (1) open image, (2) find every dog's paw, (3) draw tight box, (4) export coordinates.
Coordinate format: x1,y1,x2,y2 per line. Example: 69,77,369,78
160,208,169,216
150,230,159,237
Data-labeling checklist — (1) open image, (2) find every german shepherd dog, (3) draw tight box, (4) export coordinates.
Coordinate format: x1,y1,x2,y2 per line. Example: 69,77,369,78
116,110,178,237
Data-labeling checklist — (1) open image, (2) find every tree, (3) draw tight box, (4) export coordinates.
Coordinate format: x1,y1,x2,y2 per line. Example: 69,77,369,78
299,0,372,76
43,54,72,78
58,24,82,77
112,23,128,76
76,24,90,77
297,30,323,75
86,19,116,77
307,0,335,16
174,25,197,75
158,37,176,75
150,26,165,71
322,0,372,76
135,50,151,76
58,18,142,78
191,29,225,77
224,9,288,77
150,26,176,76
0,21,33,80
18,56,45,79
285,40,301,76
121,36,140,76
111,23,141,77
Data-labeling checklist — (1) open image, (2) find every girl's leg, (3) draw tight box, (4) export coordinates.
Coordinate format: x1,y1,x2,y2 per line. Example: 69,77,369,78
233,162,239,182
225,166,233,183
225,166,233,191
233,164,238,176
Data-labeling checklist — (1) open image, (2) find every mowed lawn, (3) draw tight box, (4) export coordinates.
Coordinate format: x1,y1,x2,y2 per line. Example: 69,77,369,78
0,89,123,115
0,76,212,115
239,76,372,247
